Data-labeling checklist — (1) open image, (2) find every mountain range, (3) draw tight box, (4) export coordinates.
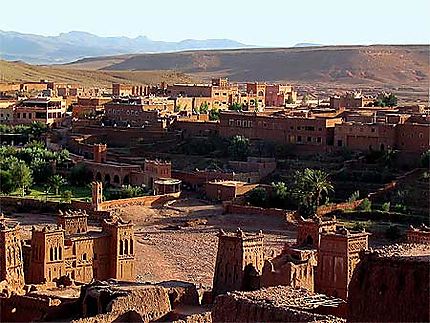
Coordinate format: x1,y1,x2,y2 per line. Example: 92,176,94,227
0,30,251,64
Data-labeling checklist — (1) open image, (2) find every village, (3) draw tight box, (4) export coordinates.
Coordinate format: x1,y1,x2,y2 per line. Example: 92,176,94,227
0,76,429,322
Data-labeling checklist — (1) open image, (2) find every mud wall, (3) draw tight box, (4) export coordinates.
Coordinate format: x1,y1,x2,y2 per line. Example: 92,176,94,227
348,254,430,322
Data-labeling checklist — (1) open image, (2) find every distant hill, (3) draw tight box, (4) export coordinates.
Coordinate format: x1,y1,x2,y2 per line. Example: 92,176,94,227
294,43,323,47
66,45,429,86
0,30,251,64
0,60,197,87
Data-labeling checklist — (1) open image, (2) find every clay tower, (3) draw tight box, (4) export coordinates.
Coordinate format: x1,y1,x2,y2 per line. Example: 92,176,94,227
316,227,369,300
212,228,264,296
102,216,135,281
27,225,65,284
0,216,25,291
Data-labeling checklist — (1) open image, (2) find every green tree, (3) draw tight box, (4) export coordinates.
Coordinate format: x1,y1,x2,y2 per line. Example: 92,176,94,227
199,103,209,114
229,102,243,111
295,168,334,209
228,135,250,160
10,161,33,196
286,95,295,104
271,181,292,209
48,174,66,195
209,109,220,121
0,170,15,194
247,187,268,207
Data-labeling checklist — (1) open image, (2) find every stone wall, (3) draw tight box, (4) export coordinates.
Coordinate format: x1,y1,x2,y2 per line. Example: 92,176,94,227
97,192,181,210
223,202,297,225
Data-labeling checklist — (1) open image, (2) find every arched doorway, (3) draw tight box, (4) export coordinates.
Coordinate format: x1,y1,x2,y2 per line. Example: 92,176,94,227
113,175,120,185
96,172,102,181
123,175,130,185
104,174,111,185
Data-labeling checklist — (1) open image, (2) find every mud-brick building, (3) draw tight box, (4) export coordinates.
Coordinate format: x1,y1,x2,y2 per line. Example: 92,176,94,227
25,211,135,284
212,229,264,296
0,216,25,292
316,228,369,300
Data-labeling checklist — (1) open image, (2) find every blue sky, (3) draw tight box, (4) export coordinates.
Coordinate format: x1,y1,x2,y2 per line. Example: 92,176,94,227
1,0,429,46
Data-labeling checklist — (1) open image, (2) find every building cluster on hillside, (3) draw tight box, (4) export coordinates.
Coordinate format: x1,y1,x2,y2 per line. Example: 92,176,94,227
1,78,429,157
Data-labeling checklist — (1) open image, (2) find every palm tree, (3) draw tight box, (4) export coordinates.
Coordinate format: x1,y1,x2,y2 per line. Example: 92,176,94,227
294,168,334,212
49,174,66,195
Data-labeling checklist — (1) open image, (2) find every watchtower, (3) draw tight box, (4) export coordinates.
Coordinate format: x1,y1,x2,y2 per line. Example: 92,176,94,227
28,225,66,284
316,227,369,300
212,228,264,296
102,216,135,281
0,216,25,291
296,215,337,249
92,181,103,211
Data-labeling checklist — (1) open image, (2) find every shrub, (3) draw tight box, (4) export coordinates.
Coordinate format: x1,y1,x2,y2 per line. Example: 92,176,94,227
392,203,407,213
247,187,268,207
348,190,360,203
358,198,372,212
380,202,391,212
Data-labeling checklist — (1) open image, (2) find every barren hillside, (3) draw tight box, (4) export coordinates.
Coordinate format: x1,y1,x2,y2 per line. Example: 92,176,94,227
0,60,197,86
67,45,429,87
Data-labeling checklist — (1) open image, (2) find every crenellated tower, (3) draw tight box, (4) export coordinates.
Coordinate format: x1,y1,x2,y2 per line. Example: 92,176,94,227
102,216,135,281
0,216,25,291
212,228,264,296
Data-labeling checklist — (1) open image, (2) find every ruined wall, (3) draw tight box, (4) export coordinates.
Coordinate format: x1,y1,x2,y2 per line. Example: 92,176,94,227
348,252,430,322
73,285,171,323
212,292,344,322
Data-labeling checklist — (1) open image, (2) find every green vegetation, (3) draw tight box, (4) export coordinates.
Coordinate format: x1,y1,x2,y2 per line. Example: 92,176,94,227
358,198,372,212
347,190,360,203
229,102,243,111
228,135,250,160
373,93,398,107
0,122,48,137
104,185,149,201
48,174,67,195
248,168,333,217
199,103,209,114
209,108,220,121
9,161,33,196
246,187,268,207
380,202,391,212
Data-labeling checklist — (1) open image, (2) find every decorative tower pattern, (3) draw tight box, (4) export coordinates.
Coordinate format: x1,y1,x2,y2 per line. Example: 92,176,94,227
0,216,25,291
212,228,264,296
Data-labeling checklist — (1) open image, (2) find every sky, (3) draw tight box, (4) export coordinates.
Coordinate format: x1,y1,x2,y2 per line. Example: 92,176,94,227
1,0,429,46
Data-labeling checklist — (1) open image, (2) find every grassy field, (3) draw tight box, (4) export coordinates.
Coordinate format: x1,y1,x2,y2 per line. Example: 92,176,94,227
9,185,91,202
